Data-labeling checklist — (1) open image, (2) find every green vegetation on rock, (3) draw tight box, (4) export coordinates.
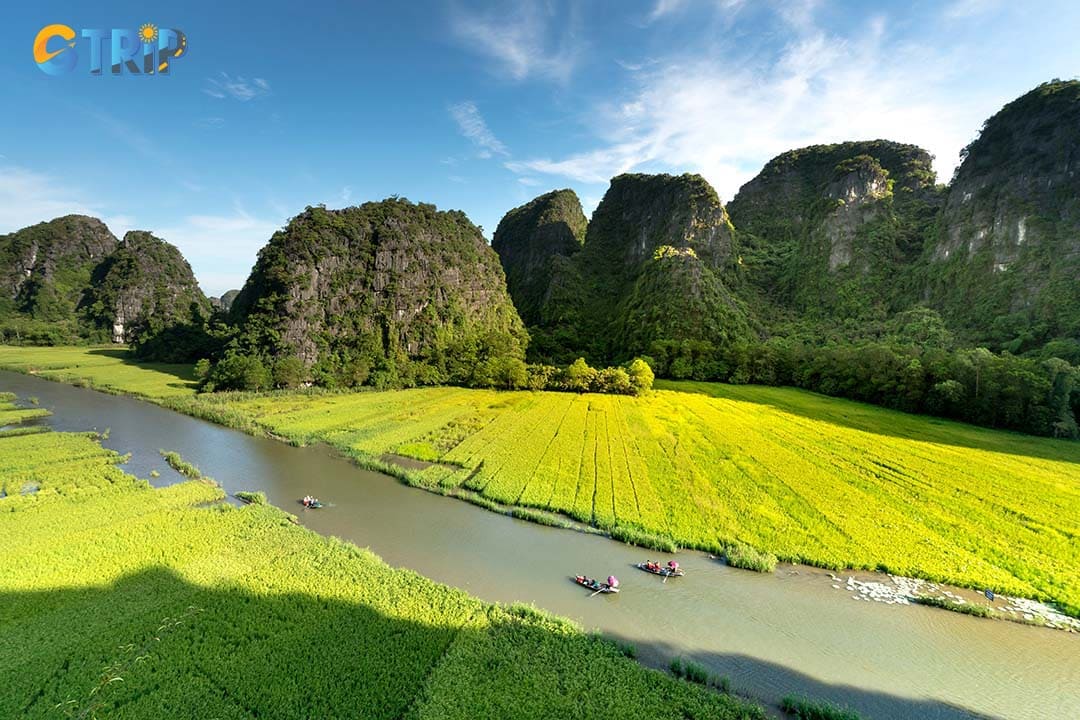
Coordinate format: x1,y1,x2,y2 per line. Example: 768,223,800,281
227,199,528,390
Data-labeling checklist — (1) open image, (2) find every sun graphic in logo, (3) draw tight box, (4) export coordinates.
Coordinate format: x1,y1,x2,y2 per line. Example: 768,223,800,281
138,23,158,45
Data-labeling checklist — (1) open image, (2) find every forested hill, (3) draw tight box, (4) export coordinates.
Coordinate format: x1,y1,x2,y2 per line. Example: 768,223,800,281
495,80,1080,438
228,200,527,389
0,218,209,349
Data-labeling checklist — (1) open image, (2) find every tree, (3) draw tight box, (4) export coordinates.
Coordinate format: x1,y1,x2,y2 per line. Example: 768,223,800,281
272,356,307,389
562,358,598,392
625,357,654,395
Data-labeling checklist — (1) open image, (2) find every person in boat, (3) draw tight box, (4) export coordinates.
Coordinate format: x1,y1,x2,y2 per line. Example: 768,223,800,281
668,560,679,573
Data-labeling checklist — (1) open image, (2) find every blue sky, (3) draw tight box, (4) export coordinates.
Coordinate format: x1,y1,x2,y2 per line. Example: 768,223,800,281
3,0,1079,295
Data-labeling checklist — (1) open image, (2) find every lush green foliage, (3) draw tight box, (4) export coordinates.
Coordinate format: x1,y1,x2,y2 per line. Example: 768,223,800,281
654,329,1080,438
0,215,118,345
235,490,267,505
503,173,752,365
0,424,762,720
4,346,1079,616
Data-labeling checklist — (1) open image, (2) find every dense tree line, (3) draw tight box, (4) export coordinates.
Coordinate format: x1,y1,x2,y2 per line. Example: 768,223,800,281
195,349,654,397
645,337,1079,439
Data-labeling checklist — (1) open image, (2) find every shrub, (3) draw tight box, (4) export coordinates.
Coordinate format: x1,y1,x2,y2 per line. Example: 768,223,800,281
562,358,599,392
272,356,307,389
725,543,778,573
626,357,655,394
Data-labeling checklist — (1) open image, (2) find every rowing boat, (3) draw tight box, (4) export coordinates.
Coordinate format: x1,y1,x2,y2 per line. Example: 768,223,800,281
636,561,685,577
574,575,620,593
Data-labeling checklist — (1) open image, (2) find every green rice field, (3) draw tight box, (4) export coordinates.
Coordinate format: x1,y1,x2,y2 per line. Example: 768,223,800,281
1,345,1078,616
0,414,760,719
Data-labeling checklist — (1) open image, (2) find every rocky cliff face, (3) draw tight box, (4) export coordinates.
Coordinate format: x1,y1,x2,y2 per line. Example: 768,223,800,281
498,173,750,362
927,80,1080,348
492,189,586,326
728,140,942,317
80,231,209,344
0,215,117,322
231,200,526,380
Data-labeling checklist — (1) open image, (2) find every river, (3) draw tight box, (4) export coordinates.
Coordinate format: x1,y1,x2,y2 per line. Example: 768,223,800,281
3,370,1077,720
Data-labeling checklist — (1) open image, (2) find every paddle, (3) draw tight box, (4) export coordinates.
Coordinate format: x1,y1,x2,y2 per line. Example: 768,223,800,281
589,587,604,597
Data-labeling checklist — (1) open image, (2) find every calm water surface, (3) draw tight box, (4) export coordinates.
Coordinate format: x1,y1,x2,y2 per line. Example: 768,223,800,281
3,370,1077,720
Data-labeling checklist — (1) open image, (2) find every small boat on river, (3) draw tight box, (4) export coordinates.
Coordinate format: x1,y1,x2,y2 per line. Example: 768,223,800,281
637,560,685,577
301,495,323,509
574,574,620,594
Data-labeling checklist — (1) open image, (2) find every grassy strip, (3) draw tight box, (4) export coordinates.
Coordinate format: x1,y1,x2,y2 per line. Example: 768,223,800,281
611,525,679,553
159,450,203,479
781,695,862,720
510,507,573,529
912,595,995,618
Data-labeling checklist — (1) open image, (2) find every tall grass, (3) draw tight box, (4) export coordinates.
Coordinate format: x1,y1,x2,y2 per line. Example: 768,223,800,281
724,543,778,573
780,695,862,720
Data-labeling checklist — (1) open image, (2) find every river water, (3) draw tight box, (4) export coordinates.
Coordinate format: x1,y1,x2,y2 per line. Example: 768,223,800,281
3,370,1077,720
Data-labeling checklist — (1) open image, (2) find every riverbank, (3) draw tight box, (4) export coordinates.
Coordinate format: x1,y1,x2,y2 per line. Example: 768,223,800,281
4,369,1078,719
1,345,1077,624
0,412,767,719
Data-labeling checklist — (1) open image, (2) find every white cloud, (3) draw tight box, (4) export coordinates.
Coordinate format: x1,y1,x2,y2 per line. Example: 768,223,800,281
341,185,353,203
449,101,508,158
517,177,543,186
155,207,285,295
203,73,272,101
505,7,997,203
0,164,108,233
450,1,580,82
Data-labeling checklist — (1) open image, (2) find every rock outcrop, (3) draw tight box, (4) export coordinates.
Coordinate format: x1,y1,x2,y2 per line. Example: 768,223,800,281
497,174,751,362
0,215,117,322
492,189,586,326
231,200,527,382
926,79,1080,347
80,231,209,344
727,140,943,316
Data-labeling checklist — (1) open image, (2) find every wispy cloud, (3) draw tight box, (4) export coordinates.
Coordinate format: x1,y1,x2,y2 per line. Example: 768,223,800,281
449,102,508,158
340,185,353,204
195,117,226,129
506,6,994,202
943,0,1002,19
86,107,170,165
203,73,272,101
0,163,109,233
450,1,580,82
